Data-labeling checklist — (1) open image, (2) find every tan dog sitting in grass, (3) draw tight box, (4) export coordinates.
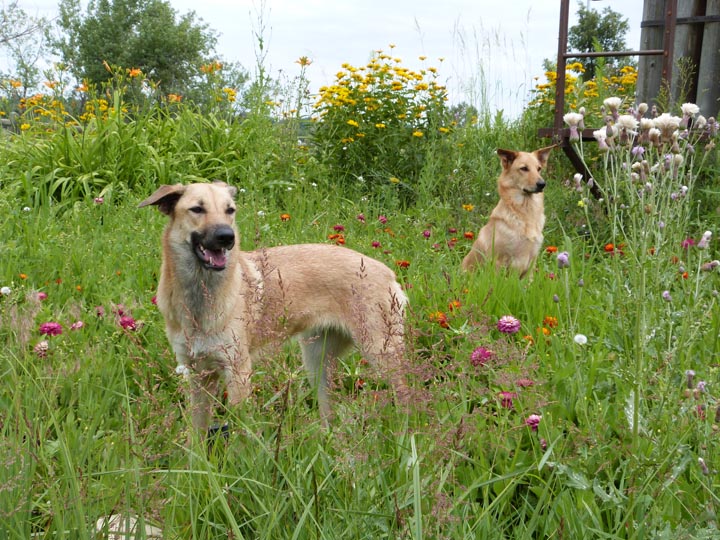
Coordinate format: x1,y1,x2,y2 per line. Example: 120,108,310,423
139,182,408,434
462,145,557,278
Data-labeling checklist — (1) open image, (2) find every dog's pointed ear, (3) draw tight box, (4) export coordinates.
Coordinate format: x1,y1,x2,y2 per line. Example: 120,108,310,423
496,149,518,170
211,180,238,199
534,144,559,168
138,184,186,215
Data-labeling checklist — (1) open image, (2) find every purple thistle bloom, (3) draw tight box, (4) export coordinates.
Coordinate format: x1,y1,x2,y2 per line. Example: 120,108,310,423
497,315,521,334
557,251,570,269
470,346,494,367
662,290,672,302
422,229,431,239
526,414,542,431
378,215,388,224
39,322,63,336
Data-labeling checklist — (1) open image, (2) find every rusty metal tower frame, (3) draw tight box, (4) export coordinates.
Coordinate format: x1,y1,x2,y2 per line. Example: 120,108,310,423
538,0,678,183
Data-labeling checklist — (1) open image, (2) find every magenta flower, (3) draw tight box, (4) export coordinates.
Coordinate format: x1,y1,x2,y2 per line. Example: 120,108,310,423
94,197,104,205
371,241,381,249
422,229,431,239
470,346,494,367
681,238,696,250
356,213,365,223
497,315,521,334
499,391,517,409
70,321,84,330
36,292,48,301
151,295,157,305
39,322,62,336
95,306,106,317
378,215,388,224
526,414,542,431
515,378,535,388
119,315,137,331
333,224,345,232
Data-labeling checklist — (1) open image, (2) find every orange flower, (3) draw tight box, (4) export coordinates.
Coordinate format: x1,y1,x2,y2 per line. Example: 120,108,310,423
604,243,615,252
545,245,558,253
280,213,291,221
19,273,27,280
542,315,558,328
523,335,535,344
429,311,449,328
681,271,689,279
448,299,461,311
463,231,475,239
128,68,142,78
396,260,410,269
327,233,345,245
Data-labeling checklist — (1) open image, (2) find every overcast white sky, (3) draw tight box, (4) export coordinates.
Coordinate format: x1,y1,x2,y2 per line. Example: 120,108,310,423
17,0,644,116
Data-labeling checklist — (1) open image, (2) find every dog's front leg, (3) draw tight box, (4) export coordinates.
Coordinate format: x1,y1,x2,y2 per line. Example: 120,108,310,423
223,348,253,406
187,368,220,433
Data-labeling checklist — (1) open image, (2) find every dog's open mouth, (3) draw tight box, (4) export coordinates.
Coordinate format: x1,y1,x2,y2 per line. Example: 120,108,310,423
194,243,229,270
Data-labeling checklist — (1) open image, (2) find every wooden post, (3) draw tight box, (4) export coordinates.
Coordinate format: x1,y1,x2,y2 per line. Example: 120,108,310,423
638,0,666,108
698,0,720,117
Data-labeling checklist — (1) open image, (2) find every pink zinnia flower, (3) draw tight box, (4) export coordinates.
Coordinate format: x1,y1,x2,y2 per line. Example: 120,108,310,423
497,315,521,334
333,224,345,232
371,241,381,249
378,215,388,224
70,321,84,330
36,292,48,301
470,346,494,367
526,414,542,431
356,213,366,223
499,391,517,409
515,378,535,388
39,322,62,336
119,315,137,331
422,229,431,238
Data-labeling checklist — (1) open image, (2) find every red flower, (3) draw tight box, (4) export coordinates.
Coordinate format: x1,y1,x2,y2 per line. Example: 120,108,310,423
396,260,410,269
463,231,475,239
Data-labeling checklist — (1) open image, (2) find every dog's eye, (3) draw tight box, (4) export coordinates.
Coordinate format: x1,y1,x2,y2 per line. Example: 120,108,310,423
520,166,530,172
226,207,236,215
189,206,205,214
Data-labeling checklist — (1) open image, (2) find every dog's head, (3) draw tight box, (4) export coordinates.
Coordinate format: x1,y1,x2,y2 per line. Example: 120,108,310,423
139,182,238,271
496,145,557,196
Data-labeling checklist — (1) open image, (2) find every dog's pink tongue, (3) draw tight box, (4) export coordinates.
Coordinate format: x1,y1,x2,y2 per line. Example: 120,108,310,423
206,249,227,268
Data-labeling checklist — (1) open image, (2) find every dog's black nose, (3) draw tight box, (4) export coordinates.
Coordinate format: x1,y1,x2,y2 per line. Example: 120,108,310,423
213,225,236,248
536,180,546,192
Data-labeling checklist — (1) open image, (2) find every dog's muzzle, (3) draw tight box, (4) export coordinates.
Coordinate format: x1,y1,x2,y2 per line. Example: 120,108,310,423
524,179,546,195
191,225,235,271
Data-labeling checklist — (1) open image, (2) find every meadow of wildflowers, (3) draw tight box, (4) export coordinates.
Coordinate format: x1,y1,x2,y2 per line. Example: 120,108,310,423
0,50,719,539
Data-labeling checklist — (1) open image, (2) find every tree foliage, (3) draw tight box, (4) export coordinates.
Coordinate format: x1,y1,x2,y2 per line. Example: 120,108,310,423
568,2,631,79
50,0,219,96
0,1,49,91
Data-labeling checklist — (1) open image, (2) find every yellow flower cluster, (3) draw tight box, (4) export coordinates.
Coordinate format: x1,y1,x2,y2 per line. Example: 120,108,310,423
313,49,451,142
529,62,638,116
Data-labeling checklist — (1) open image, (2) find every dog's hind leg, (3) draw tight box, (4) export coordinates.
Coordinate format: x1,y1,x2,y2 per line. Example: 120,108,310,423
300,327,353,420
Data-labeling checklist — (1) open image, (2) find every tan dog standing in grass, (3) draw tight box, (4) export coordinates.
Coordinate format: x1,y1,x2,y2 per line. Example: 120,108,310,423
461,145,557,278
140,182,408,433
